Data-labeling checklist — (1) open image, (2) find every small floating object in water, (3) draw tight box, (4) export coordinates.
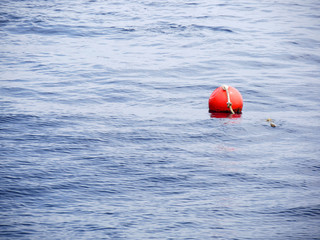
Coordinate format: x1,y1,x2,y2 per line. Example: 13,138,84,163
208,85,243,114
266,118,276,127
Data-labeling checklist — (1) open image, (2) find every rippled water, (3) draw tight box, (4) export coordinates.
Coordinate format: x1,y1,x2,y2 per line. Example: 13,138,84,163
1,0,320,239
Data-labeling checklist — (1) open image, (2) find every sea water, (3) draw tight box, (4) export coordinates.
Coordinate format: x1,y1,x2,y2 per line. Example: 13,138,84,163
1,0,320,239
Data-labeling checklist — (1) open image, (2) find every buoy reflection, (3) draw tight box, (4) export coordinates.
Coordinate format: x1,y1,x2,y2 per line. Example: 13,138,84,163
210,112,242,119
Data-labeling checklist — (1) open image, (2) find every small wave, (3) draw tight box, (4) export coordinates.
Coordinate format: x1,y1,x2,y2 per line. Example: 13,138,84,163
258,204,320,222
0,114,39,124
147,22,187,34
8,22,136,37
0,18,10,26
278,205,320,218
185,3,199,6
146,22,233,36
191,24,234,33
0,12,22,27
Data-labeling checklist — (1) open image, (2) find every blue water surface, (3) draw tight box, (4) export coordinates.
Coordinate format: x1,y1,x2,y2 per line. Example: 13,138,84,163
1,0,320,239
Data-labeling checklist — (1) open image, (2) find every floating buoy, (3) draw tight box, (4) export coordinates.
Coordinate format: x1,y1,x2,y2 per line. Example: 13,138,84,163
208,85,243,114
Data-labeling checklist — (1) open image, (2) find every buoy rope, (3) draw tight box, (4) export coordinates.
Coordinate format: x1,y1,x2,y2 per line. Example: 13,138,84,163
221,85,235,114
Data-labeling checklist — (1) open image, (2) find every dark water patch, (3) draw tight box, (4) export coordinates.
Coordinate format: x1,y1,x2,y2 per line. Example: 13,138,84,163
6,19,137,38
0,87,38,98
0,12,23,27
281,205,320,218
0,114,40,128
146,22,235,37
191,24,234,33
0,185,50,199
147,22,187,35
261,205,320,219
0,17,10,26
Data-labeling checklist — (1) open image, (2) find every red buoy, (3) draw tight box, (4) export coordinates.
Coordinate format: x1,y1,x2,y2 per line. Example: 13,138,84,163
208,85,243,114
